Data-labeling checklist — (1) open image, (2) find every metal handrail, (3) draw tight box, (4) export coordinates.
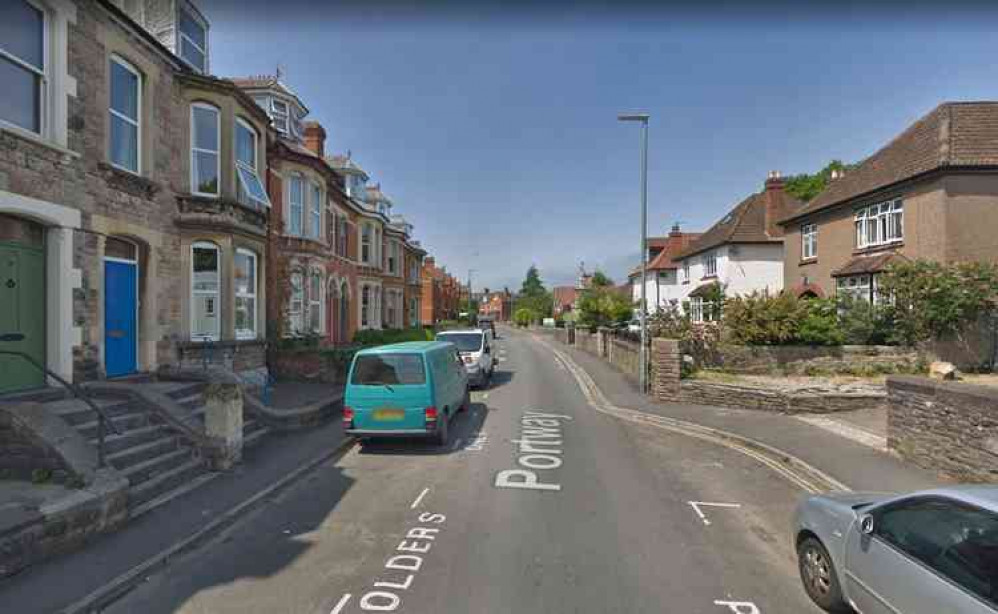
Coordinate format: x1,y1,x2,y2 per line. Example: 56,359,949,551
0,333,121,468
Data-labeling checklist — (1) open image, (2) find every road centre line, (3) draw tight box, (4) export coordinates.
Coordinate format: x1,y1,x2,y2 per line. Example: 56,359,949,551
688,501,742,526
328,594,352,614
410,488,430,509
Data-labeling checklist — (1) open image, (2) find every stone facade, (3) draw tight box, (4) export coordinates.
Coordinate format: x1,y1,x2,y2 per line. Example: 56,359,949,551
651,339,681,402
680,380,882,414
887,376,998,482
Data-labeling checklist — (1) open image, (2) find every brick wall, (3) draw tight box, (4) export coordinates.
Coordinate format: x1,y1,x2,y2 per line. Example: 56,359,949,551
887,376,998,482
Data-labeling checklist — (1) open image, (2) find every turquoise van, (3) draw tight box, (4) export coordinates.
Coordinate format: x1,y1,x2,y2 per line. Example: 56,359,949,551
343,341,470,445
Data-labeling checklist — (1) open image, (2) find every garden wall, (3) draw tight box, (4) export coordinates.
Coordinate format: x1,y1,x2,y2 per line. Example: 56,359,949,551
887,376,998,482
271,349,351,385
681,380,884,414
712,344,921,375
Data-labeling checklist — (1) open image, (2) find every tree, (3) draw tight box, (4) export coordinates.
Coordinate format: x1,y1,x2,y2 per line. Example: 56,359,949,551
517,265,553,319
784,160,858,202
578,285,633,329
590,270,613,288
520,265,546,297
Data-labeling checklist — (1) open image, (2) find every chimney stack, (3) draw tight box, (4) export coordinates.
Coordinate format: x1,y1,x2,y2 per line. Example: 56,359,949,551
764,170,789,237
670,222,682,236
303,121,326,158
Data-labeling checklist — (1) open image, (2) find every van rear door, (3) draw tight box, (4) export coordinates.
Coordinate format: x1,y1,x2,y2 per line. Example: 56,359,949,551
348,352,432,431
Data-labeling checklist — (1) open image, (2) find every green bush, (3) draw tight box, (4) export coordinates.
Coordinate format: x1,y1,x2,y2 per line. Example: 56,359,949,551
352,328,433,347
798,298,844,346
837,296,894,345
723,293,845,346
514,308,537,327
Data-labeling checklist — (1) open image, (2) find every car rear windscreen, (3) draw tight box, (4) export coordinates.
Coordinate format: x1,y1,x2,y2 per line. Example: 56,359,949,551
436,333,483,353
351,353,426,385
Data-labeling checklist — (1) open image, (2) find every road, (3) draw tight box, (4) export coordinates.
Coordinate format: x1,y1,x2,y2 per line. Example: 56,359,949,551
107,327,822,614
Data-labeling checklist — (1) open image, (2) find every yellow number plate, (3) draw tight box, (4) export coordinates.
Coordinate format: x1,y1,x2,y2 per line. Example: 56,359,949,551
373,408,405,421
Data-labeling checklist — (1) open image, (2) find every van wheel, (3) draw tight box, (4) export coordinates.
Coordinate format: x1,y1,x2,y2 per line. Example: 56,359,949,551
435,412,450,446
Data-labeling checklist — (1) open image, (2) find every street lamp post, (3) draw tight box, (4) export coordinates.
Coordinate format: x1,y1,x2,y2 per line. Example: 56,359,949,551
467,268,476,318
618,112,650,393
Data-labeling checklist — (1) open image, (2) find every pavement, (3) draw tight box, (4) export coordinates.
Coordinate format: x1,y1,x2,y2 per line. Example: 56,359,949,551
0,416,350,614
261,381,342,409
94,327,826,613
545,333,944,493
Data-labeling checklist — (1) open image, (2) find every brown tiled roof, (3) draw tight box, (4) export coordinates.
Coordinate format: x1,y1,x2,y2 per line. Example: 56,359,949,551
783,101,998,224
831,252,907,277
675,186,802,260
552,286,577,308
630,232,703,276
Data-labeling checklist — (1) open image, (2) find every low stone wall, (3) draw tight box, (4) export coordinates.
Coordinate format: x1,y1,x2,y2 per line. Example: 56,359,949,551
0,403,128,578
0,406,77,484
575,331,598,356
680,380,883,414
271,349,349,385
177,340,268,375
887,376,998,482
608,337,642,382
714,344,921,375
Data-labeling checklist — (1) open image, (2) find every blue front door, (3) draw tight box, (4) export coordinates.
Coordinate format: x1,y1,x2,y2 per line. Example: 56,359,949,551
104,260,137,377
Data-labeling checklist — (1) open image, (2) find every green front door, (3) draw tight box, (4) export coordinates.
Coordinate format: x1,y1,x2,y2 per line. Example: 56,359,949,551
0,242,46,393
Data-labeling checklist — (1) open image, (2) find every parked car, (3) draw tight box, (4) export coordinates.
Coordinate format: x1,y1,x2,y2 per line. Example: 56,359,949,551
626,319,642,334
436,329,494,388
343,341,469,445
794,485,998,613
477,316,497,339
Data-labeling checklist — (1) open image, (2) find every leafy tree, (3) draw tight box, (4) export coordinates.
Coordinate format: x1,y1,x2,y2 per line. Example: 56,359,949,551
578,285,633,329
878,260,998,346
784,160,858,202
590,270,614,288
514,308,537,327
517,265,553,318
520,265,546,297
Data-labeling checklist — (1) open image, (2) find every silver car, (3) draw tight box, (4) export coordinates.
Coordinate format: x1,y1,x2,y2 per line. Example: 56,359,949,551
794,486,998,613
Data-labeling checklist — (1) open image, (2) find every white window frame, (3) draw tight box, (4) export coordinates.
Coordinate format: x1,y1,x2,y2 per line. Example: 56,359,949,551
190,102,220,197
681,260,690,284
855,199,903,248
703,252,717,278
308,270,324,334
108,55,141,174
361,223,373,264
360,284,370,328
288,271,304,335
309,182,322,240
0,0,48,137
801,223,817,260
190,241,221,341
287,175,304,236
234,117,270,209
271,98,289,134
234,248,257,340
177,5,207,74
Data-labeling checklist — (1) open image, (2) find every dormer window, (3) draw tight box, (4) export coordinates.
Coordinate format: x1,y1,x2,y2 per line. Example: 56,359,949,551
271,99,289,133
178,7,207,73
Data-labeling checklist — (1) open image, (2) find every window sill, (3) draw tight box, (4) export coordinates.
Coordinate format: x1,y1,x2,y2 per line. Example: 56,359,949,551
700,275,719,281
1,125,80,159
799,258,818,266
853,242,903,255
99,162,161,199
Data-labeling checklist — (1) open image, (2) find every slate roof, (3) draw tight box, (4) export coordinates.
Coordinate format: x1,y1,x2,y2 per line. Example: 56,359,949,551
229,75,309,113
783,101,998,224
326,153,369,178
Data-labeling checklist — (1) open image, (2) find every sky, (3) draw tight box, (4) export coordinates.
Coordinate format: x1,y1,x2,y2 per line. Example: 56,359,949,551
204,0,998,292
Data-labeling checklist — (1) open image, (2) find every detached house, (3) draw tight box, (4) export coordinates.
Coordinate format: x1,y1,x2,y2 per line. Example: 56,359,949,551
781,101,998,303
673,172,802,321
629,224,702,315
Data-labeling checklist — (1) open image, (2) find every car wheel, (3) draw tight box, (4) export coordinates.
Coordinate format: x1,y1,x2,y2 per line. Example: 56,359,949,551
797,537,849,612
435,411,450,446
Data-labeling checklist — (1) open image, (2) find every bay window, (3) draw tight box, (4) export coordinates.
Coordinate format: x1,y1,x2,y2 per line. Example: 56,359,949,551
178,6,207,73
855,199,903,248
310,182,322,239
191,242,220,340
190,103,220,196
288,175,304,236
288,272,304,334
339,217,350,258
836,274,886,305
308,270,323,333
688,296,719,323
234,249,257,339
235,118,269,208
109,56,141,173
0,0,45,134
801,223,817,260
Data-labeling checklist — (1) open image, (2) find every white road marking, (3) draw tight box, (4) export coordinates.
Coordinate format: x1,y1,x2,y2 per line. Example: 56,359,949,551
329,593,351,614
410,487,430,509
688,501,742,526
714,599,760,613
795,415,887,450
483,393,489,400
451,437,463,451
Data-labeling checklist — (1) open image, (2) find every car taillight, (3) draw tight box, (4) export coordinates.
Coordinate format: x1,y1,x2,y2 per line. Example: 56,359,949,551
343,406,355,425
424,406,438,422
